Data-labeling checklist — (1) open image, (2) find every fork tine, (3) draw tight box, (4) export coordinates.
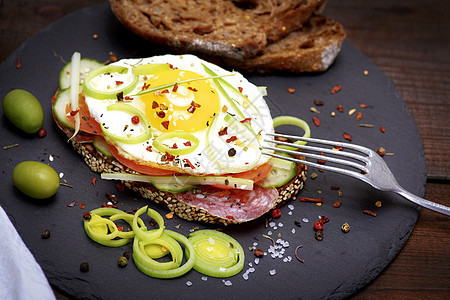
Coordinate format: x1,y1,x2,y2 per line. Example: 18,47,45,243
267,133,372,155
263,145,369,174
262,151,366,180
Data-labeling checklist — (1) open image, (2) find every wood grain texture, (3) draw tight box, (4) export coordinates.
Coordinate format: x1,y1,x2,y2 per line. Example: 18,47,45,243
0,0,449,299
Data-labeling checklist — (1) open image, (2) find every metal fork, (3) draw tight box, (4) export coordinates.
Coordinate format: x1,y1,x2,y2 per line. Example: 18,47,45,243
263,133,450,216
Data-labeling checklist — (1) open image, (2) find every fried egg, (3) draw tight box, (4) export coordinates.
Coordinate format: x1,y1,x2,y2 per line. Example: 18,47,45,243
84,54,274,175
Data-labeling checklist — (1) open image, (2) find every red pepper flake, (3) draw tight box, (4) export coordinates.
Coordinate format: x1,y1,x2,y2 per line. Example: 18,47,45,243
184,158,196,169
16,57,22,69
336,105,344,113
226,215,235,220
218,127,228,136
105,192,118,204
320,216,330,223
363,209,377,217
314,99,324,106
171,143,178,149
238,87,243,93
161,89,170,94
92,178,97,186
226,136,237,143
109,53,118,62
82,212,91,220
356,112,362,121
161,121,170,130
124,96,134,100
313,116,320,127
117,225,124,232
317,153,325,164
188,87,198,92
38,128,47,138
101,202,118,208
116,182,125,192
152,101,159,109
343,132,352,141
131,116,140,124
380,126,386,133
164,152,175,162
331,84,342,94
172,82,179,93
79,203,86,209
330,186,340,190
271,208,282,218
116,91,124,101
70,109,80,116
287,88,295,94
183,141,192,147
115,81,124,86
240,117,252,124
157,111,166,118
298,197,324,203
187,101,201,113
67,200,78,207
146,145,152,152
333,201,342,208
141,82,150,91
360,104,369,108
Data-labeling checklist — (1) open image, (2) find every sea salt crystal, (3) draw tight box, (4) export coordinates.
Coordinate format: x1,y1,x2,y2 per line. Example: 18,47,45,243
248,267,255,273
201,276,208,281
288,211,293,215
59,172,64,179
291,228,296,234
186,281,193,287
49,155,54,162
223,280,232,286
269,269,277,276
302,218,309,223
254,257,260,265
288,204,294,210
267,231,273,236
269,222,276,228
278,223,284,227
243,273,249,280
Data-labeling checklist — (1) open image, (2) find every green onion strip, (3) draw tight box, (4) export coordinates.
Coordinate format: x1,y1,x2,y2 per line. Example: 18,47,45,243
272,115,311,150
83,206,247,279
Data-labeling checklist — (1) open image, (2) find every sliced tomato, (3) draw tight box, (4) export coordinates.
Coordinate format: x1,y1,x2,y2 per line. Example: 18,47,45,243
109,145,177,176
66,95,102,135
230,163,273,183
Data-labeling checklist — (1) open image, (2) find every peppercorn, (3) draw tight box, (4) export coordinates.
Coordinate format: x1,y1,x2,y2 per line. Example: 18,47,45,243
123,251,131,260
341,222,350,233
80,262,89,272
314,230,324,241
313,221,324,231
38,128,47,138
377,147,386,156
254,249,264,257
271,208,281,218
41,229,50,239
118,256,128,268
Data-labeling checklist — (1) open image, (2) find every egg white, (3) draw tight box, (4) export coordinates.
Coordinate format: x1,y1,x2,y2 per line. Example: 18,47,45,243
84,54,274,175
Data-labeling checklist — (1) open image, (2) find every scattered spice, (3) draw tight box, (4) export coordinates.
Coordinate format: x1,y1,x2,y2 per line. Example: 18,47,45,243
131,116,140,124
218,127,228,136
310,107,320,114
165,212,174,219
330,186,340,190
92,178,97,186
38,128,47,138
376,147,386,156
299,197,324,203
254,249,264,257
333,201,342,208
116,91,124,101
356,112,362,121
109,52,117,62
93,34,98,39
83,212,92,221
380,126,386,133
161,121,170,130
41,229,50,239
271,208,281,218
3,144,19,150
240,117,252,124
363,209,377,217
16,57,22,69
375,201,382,207
116,182,125,192
295,245,304,263
331,84,342,94
313,221,324,231
314,230,324,241
360,104,369,108
80,262,90,272
341,222,350,233
314,99,324,106
118,256,128,268
105,193,118,204
79,203,86,209
343,132,352,141
67,200,78,207
313,116,320,127
287,88,295,94
336,105,344,112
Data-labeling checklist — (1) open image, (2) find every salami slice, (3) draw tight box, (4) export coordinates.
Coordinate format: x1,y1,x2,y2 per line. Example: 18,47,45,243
176,185,279,222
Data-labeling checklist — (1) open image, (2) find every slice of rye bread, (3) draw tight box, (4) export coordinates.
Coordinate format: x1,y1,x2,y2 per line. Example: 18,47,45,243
220,15,347,73
109,0,327,60
71,139,307,225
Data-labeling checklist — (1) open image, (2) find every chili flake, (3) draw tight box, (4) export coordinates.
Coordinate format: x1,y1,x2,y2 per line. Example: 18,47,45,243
287,88,295,94
124,96,134,100
106,192,118,204
240,117,252,124
314,99,324,106
218,127,228,136
157,111,166,118
331,84,342,94
336,105,344,113
313,116,320,127
131,116,140,124
172,82,179,93
333,201,342,208
16,57,22,69
226,136,237,143
363,209,377,217
360,104,369,108
188,87,198,92
161,121,170,130
184,159,196,169
298,197,323,203
343,132,352,141
79,203,86,209
141,82,150,91
152,101,159,109
380,126,386,133
146,145,152,152
116,91,124,101
70,109,80,116
183,141,192,147
356,112,362,120
238,87,243,93
187,101,201,113
271,208,281,218
115,80,124,86
109,52,118,62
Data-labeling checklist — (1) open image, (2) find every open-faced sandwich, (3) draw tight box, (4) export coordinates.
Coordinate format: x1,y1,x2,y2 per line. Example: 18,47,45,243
53,54,308,225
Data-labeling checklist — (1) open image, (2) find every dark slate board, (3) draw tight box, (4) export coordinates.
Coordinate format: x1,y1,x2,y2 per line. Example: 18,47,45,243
0,3,426,300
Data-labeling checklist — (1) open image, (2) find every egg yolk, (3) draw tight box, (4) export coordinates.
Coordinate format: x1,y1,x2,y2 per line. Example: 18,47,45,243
141,69,220,132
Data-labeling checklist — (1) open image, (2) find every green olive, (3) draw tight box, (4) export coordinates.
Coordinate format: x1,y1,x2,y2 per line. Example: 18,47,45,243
13,161,60,199
3,89,44,134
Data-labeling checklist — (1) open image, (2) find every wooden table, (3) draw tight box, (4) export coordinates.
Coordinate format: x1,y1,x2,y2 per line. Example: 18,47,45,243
1,0,449,299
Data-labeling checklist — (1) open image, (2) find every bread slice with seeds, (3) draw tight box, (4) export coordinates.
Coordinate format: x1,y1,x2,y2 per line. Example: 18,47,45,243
71,139,307,226
109,0,327,60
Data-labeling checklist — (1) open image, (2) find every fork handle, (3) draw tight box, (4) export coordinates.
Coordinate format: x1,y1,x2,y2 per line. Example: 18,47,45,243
395,188,450,216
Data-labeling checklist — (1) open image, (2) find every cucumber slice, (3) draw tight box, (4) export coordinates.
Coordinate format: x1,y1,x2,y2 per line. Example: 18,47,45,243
53,87,78,130
59,58,104,90
93,136,113,158
152,182,196,193
257,153,297,188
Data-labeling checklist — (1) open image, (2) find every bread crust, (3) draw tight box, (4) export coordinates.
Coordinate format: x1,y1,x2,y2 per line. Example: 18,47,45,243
109,0,326,60
71,139,307,225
